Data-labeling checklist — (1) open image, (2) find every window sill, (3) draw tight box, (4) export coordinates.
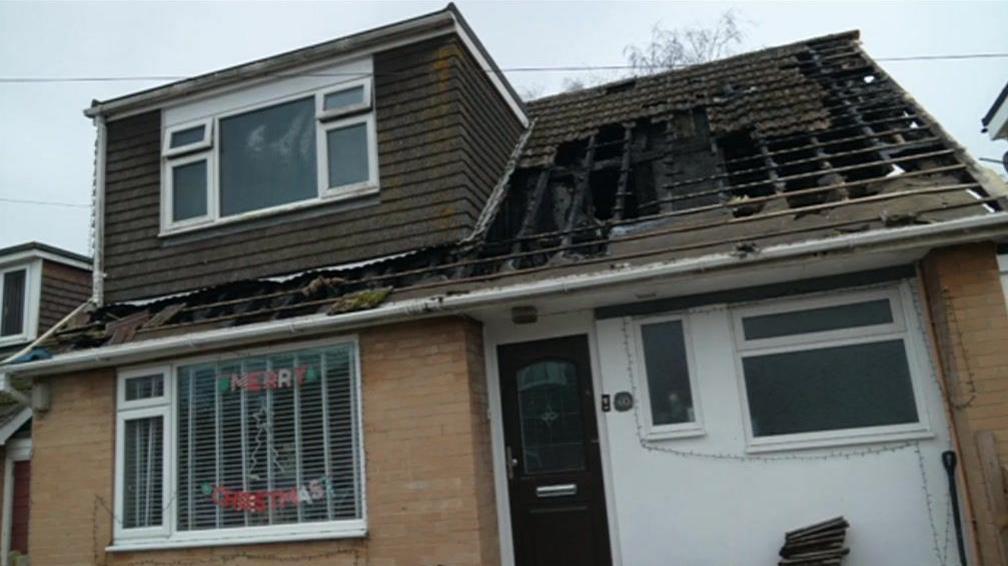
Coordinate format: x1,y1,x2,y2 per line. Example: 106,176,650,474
158,184,379,239
0,333,33,349
108,522,367,552
745,425,933,454
644,424,705,441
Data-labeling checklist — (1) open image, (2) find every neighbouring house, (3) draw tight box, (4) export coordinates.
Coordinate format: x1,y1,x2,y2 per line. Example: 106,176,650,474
0,242,91,565
984,80,1008,175
3,5,1008,565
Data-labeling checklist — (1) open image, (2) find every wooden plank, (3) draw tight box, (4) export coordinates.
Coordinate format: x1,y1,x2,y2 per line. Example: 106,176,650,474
977,430,1008,560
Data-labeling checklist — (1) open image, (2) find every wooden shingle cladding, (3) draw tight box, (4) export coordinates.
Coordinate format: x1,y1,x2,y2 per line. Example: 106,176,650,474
37,260,91,333
100,34,523,303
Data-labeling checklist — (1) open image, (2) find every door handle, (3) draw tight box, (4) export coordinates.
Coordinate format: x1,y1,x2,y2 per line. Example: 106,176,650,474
536,483,578,498
506,445,518,480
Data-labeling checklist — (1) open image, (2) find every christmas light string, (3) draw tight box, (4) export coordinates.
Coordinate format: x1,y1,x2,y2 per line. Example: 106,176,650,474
617,283,959,565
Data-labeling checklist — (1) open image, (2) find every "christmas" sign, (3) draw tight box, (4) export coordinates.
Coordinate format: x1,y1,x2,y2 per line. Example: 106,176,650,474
203,476,331,513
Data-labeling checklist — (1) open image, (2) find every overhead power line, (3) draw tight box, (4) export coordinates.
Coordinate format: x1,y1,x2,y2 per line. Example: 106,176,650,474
0,196,90,209
0,52,1006,83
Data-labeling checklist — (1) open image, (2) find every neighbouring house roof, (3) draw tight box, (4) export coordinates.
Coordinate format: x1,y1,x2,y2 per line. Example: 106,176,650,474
0,241,92,271
19,30,1008,359
983,80,1008,140
0,405,30,445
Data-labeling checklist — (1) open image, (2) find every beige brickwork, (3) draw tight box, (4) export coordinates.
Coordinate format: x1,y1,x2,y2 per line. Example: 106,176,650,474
922,242,1008,565
27,316,498,565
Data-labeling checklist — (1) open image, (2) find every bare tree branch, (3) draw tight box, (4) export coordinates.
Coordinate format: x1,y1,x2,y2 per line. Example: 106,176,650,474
624,10,746,74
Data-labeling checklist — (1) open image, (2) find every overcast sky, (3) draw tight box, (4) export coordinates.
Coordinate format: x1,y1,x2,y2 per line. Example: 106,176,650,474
1,0,1006,256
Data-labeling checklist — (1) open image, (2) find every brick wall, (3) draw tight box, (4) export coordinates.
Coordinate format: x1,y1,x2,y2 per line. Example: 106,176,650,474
28,316,498,565
921,242,1008,565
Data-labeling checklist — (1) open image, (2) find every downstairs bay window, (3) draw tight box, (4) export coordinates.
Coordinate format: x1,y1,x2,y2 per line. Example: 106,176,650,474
114,340,364,549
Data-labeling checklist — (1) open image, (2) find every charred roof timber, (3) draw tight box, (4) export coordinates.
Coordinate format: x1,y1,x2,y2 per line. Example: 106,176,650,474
40,30,1007,356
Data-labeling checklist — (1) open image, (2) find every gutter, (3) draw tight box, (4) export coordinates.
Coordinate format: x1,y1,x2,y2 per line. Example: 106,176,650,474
4,212,1008,378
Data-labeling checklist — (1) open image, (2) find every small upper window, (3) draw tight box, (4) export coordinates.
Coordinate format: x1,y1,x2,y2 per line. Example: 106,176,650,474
160,68,378,234
634,315,702,438
734,290,927,449
1,268,27,337
323,86,365,112
124,373,165,401
169,125,207,149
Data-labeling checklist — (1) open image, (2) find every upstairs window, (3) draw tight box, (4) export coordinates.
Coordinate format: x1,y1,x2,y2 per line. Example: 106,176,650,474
161,66,378,234
0,263,37,345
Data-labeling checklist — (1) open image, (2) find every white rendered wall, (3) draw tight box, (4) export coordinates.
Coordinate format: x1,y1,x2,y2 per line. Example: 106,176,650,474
593,283,960,566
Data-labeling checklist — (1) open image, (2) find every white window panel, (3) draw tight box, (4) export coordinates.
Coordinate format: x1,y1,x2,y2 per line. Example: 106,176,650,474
113,339,366,551
164,152,212,227
317,77,372,122
732,286,932,451
163,119,213,158
0,261,40,347
317,113,378,196
630,313,704,440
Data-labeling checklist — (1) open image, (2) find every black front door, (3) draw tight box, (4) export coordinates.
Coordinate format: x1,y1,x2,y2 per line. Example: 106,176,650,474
498,335,612,566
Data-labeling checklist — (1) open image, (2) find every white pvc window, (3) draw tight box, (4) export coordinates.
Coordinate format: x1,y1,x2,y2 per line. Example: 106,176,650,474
733,287,931,451
160,73,378,235
0,262,39,347
113,339,366,550
631,314,704,439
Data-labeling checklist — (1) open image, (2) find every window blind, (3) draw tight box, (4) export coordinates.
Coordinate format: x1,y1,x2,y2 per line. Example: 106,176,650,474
175,344,361,531
122,416,164,529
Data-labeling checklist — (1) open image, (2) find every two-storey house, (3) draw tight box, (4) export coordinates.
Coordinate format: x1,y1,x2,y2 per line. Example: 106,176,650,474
4,5,1008,565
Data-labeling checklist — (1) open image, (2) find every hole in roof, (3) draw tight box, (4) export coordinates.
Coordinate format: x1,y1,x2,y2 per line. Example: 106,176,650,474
886,164,906,178
863,75,876,84
590,168,620,221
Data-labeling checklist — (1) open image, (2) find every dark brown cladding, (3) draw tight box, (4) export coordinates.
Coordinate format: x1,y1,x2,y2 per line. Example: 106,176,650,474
38,260,91,333
100,34,523,303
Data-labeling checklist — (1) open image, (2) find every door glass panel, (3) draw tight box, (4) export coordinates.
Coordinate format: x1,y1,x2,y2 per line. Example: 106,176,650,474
516,360,585,474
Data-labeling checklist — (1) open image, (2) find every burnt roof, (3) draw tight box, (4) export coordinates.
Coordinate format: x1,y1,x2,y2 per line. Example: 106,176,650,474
37,30,1008,357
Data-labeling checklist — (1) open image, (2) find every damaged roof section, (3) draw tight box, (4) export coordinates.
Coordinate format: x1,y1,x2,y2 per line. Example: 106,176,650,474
39,30,1008,356
466,30,1005,275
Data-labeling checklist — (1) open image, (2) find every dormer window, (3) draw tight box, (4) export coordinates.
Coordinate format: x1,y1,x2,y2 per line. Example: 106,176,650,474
160,60,379,235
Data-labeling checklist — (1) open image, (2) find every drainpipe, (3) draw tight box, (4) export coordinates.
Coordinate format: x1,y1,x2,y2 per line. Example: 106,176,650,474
92,113,107,307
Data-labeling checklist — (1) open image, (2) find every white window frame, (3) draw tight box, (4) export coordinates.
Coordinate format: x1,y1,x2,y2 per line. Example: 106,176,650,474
159,72,379,237
630,313,705,440
316,77,372,122
114,365,172,543
111,337,367,552
162,150,214,229
162,119,213,158
0,260,40,347
731,286,933,452
317,112,380,198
